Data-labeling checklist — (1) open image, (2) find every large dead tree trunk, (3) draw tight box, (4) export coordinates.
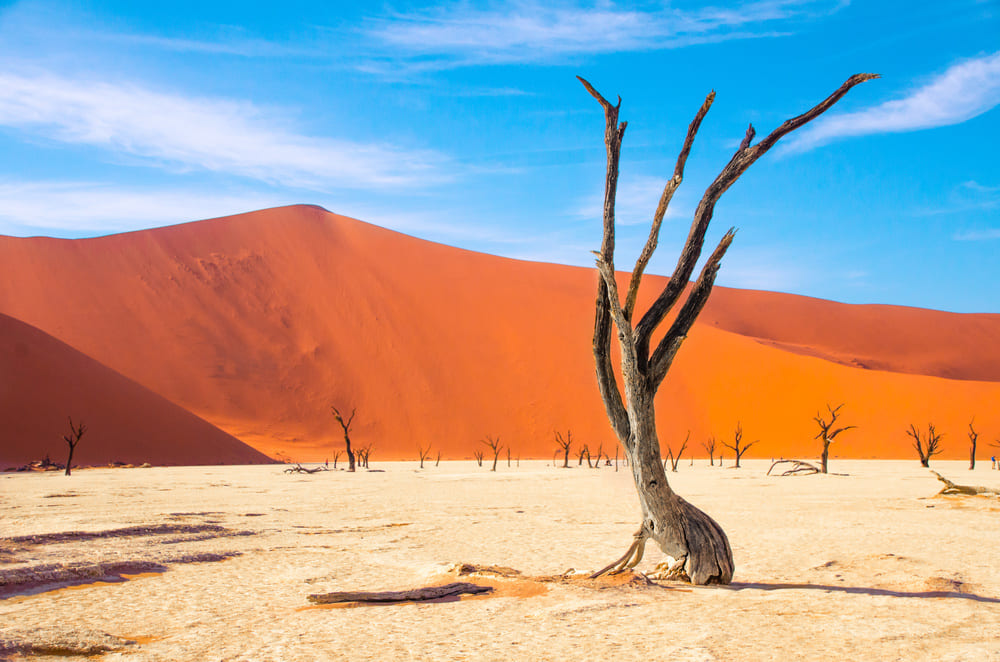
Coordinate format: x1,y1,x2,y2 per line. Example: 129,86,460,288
968,420,978,470
582,72,876,585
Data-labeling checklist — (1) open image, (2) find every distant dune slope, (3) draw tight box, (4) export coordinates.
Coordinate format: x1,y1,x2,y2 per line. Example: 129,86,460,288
0,205,997,461
0,313,275,467
701,288,1000,382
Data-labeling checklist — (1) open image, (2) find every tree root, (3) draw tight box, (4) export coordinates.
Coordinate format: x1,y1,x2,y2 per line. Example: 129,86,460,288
931,471,1000,497
648,557,690,582
590,526,649,578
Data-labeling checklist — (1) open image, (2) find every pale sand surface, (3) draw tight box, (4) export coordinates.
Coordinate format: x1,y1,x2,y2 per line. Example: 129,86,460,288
2,460,999,661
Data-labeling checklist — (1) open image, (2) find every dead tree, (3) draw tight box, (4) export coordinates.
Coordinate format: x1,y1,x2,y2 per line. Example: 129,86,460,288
907,423,943,468
968,420,978,470
665,432,690,472
418,444,432,469
62,417,86,476
436,451,441,467
701,436,718,466
722,423,758,469
554,431,572,468
813,403,856,474
482,436,503,471
331,406,357,472
767,459,820,476
473,449,484,467
331,450,343,469
583,72,875,584
507,447,512,468
577,444,592,468
357,444,373,469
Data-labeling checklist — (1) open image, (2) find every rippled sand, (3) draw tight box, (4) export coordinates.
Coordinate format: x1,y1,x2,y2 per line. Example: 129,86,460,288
3,460,999,660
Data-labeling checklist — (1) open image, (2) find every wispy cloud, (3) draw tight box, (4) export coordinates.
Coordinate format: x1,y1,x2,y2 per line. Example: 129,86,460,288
0,69,448,190
362,0,845,69
0,180,291,235
784,51,1000,153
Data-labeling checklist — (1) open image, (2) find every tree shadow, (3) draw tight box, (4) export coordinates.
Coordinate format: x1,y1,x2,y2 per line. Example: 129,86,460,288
724,581,1000,604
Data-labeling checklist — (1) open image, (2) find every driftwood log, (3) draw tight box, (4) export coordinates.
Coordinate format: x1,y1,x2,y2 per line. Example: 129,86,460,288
931,471,1000,496
284,463,328,474
767,459,821,476
307,582,492,604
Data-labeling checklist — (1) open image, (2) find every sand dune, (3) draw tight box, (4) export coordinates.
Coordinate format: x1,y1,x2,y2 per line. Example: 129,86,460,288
1,205,997,463
0,313,274,468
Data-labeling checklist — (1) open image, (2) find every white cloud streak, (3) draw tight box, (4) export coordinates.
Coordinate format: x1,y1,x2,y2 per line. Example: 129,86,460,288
784,51,1000,152
363,0,844,68
575,174,690,227
0,70,447,190
0,180,291,235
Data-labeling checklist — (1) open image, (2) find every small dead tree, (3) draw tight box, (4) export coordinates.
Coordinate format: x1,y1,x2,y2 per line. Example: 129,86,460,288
701,436,718,466
722,423,757,469
331,406,357,472
360,444,373,468
582,72,875,584
554,431,573,468
507,447,512,467
482,436,503,472
418,444,432,469
907,423,943,468
664,432,690,472
436,451,441,467
331,450,343,469
577,444,592,468
813,403,856,474
473,449,484,467
968,420,978,470
593,442,605,468
62,417,86,476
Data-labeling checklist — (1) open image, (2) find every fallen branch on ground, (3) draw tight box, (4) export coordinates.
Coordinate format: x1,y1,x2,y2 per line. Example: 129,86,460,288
284,463,328,474
931,471,1000,496
767,459,821,476
307,582,492,604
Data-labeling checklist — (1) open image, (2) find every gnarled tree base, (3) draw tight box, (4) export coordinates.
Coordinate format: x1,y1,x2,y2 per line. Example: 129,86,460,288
592,495,733,585
931,471,1000,497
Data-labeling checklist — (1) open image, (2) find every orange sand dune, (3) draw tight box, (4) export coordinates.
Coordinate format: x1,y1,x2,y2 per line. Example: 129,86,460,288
0,313,274,468
0,205,997,463
702,288,1000,382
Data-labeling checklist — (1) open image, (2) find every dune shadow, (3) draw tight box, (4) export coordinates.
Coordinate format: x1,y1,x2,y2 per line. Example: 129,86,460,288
724,581,1000,604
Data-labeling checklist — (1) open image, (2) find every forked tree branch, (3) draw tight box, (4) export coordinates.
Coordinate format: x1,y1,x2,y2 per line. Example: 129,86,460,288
633,73,880,376
623,91,715,321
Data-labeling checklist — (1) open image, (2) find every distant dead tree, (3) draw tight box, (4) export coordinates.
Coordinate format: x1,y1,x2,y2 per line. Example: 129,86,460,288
331,450,342,469
813,403,856,474
701,436,718,466
473,449,484,467
593,442,605,468
664,432,690,472
331,406,357,472
554,431,573,468
482,436,503,471
62,417,86,476
722,423,757,468
506,447,512,468
968,420,978,470
418,444,432,469
436,451,441,467
577,444,592,468
907,423,943,468
581,72,874,584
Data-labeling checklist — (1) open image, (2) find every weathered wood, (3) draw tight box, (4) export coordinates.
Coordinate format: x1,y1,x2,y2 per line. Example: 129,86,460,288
968,420,978,470
767,459,821,476
583,72,876,585
307,582,492,604
331,406,357,472
62,417,86,477
931,471,1000,496
908,423,943,467
814,403,855,474
722,422,758,468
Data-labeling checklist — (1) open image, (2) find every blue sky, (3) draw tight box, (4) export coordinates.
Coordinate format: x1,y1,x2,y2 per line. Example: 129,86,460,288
0,1,997,313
